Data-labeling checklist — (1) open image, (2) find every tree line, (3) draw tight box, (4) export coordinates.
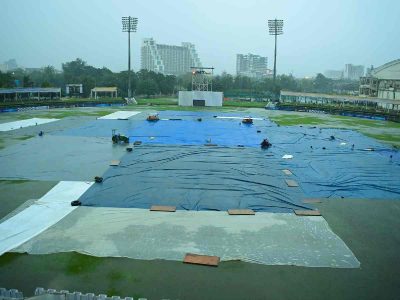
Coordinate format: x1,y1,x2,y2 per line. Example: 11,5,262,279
0,58,359,98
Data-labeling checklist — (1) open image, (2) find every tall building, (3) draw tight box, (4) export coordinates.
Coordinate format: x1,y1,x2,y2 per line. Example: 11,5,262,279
141,38,202,76
0,59,18,72
236,53,268,78
344,64,364,80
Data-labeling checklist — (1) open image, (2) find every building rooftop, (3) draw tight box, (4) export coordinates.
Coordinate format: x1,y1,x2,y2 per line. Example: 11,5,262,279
371,59,400,80
281,90,400,105
91,87,117,92
0,88,61,94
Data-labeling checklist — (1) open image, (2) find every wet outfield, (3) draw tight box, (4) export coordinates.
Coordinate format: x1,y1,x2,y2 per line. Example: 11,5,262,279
0,106,399,300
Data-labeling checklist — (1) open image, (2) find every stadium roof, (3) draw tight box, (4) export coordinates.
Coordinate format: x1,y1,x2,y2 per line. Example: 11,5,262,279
280,90,400,105
371,59,400,80
0,87,61,94
91,87,117,92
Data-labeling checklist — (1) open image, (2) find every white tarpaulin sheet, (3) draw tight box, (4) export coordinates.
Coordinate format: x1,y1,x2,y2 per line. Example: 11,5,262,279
0,118,59,131
97,111,141,120
0,181,93,255
14,207,360,268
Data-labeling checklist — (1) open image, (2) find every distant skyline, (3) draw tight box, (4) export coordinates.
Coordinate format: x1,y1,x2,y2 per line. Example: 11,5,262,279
1,0,399,77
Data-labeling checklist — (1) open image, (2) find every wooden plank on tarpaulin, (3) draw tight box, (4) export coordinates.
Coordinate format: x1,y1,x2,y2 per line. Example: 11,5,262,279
294,210,322,216
183,253,220,267
228,209,255,215
110,160,120,166
282,169,293,175
150,205,176,212
303,198,323,204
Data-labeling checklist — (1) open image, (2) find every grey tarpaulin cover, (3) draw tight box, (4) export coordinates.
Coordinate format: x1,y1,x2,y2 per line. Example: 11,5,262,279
0,135,127,181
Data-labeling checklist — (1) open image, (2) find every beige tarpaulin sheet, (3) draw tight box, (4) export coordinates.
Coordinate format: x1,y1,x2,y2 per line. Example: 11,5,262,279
14,207,360,268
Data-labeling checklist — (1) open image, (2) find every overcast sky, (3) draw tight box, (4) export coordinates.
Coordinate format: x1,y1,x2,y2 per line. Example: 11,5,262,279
1,0,399,77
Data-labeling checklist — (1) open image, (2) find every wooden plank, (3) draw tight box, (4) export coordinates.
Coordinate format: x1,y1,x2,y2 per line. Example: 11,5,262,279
150,205,176,212
228,209,255,215
285,179,299,187
303,198,323,204
110,160,120,166
294,209,322,216
282,169,293,175
183,253,220,267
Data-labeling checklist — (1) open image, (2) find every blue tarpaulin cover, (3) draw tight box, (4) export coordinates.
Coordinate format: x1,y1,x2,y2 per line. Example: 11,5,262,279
79,145,312,212
75,111,400,211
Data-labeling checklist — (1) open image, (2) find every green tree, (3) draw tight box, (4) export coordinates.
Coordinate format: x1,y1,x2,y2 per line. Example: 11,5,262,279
23,75,34,87
81,76,95,97
137,79,159,97
177,73,192,91
159,75,177,95
313,73,331,92
41,81,51,87
0,71,14,88
62,58,87,83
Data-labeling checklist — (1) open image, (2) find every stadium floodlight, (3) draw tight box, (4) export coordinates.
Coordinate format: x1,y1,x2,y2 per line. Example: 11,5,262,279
122,16,138,99
268,19,284,84
191,67,214,91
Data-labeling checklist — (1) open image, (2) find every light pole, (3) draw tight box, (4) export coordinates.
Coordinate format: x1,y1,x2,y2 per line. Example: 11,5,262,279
122,16,138,99
268,19,284,84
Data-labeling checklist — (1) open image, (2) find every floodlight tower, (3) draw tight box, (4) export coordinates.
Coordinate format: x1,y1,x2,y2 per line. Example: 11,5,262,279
268,19,284,84
122,16,138,99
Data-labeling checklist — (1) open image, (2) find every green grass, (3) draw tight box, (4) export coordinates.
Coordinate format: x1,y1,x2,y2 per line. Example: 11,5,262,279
108,270,126,281
332,115,400,129
0,135,34,150
0,253,20,267
131,103,251,112
62,97,124,102
134,98,267,108
0,179,31,185
268,115,327,126
0,98,125,109
65,253,102,275
223,101,266,108
363,133,400,144
133,104,231,112
267,112,400,146
106,288,122,298
15,135,34,140
11,109,115,120
136,97,178,105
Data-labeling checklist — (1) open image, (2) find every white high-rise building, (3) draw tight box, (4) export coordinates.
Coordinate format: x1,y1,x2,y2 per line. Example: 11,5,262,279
344,64,365,80
236,53,268,78
141,38,202,76
0,59,18,72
